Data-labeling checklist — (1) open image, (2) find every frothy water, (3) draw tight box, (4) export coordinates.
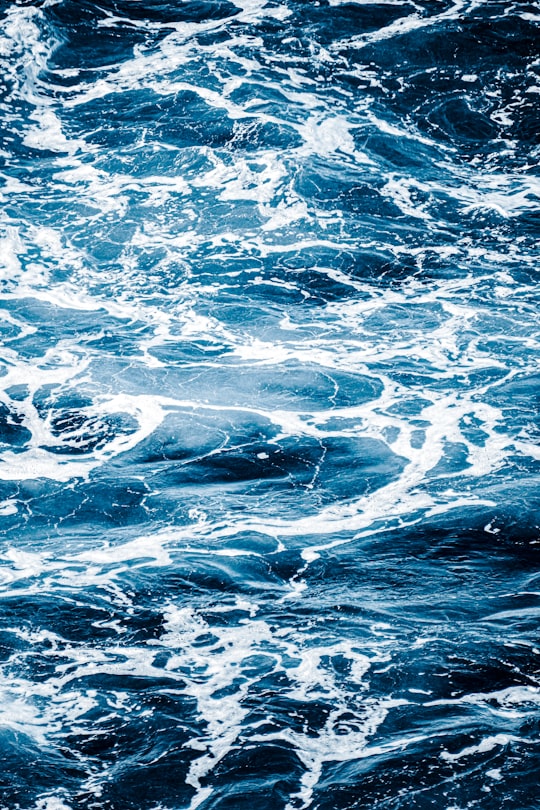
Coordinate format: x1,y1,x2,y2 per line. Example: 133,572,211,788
0,1,539,808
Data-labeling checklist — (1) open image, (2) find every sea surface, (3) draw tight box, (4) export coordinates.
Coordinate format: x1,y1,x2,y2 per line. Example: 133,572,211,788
0,1,539,808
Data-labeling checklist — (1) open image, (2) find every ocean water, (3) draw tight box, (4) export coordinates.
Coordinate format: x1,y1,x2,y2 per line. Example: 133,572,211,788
0,0,539,808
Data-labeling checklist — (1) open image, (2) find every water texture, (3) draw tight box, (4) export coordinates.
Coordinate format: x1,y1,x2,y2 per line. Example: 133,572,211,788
0,0,539,807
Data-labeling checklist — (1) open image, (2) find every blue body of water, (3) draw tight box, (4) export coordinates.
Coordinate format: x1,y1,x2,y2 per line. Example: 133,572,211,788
0,1,539,808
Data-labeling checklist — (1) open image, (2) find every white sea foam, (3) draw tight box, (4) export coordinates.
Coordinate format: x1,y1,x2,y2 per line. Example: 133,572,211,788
0,1,537,804
440,733,523,762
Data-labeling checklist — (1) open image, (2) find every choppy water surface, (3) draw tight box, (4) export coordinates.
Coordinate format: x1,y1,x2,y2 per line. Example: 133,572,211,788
0,0,539,807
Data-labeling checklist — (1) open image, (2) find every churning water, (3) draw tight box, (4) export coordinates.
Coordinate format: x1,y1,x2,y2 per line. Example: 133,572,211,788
0,0,539,808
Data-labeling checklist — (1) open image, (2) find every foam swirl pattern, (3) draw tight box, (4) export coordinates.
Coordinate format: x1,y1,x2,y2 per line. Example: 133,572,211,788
0,1,539,808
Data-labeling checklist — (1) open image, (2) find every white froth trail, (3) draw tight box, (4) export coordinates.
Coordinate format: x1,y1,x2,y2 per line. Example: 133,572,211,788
0,0,538,806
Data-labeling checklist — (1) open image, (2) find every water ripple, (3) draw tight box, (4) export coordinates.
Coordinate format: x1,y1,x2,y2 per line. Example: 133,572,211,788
0,1,539,808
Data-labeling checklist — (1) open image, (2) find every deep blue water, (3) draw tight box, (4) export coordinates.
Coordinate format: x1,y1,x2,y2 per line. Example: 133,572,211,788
0,1,539,808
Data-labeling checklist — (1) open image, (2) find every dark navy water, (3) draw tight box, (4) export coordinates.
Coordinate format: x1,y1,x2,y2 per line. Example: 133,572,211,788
0,1,539,808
